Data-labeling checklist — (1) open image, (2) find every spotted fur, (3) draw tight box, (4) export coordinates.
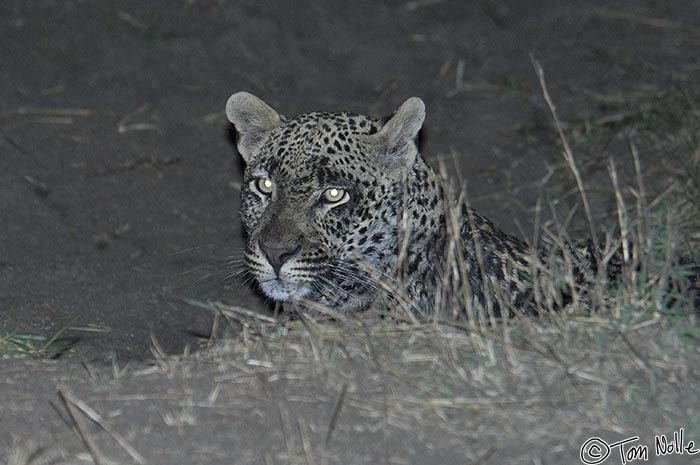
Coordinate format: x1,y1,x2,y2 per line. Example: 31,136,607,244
224,93,656,315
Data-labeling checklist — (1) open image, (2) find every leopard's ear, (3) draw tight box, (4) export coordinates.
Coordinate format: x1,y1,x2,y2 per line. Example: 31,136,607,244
226,92,282,163
366,97,425,173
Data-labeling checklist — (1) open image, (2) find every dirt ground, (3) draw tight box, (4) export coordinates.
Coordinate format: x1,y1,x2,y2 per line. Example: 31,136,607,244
1,1,699,464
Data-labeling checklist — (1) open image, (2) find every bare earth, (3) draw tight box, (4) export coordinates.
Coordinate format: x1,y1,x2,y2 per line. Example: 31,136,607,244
1,1,699,464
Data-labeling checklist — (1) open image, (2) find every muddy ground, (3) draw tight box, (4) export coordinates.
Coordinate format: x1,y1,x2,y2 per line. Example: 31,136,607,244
1,1,699,464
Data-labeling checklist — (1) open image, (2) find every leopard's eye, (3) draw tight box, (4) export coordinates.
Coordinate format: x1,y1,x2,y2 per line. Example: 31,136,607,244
254,177,274,195
323,187,348,205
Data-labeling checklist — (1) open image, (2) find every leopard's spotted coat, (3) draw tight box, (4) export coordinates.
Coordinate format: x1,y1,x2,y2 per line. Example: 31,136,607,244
226,93,628,315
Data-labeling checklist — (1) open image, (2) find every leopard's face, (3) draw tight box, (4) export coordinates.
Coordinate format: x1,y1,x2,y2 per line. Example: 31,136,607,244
227,93,425,312
240,112,403,310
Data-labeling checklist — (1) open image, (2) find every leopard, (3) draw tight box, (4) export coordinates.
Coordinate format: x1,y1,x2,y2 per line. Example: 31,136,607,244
225,92,696,317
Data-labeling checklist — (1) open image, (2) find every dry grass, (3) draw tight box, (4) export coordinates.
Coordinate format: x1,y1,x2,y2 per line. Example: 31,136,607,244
3,66,700,465
192,275,698,463
181,109,700,463
3,440,63,465
3,179,698,464
181,63,700,463
3,179,698,463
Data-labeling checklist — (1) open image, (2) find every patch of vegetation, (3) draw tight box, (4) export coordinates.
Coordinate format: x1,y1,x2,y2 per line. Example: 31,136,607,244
2,439,63,465
149,66,700,463
183,76,700,462
0,319,78,359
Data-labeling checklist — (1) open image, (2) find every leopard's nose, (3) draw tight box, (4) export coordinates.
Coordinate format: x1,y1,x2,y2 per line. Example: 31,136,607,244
259,240,300,275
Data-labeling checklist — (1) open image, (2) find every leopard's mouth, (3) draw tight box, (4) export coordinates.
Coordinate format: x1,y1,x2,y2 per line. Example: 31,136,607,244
258,277,312,302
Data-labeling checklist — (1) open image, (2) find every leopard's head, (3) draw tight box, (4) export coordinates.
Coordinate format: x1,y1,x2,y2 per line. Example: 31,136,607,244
226,92,425,311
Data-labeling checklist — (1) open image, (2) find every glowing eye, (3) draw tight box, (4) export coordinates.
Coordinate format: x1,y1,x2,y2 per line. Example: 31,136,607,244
323,187,347,204
256,177,274,195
